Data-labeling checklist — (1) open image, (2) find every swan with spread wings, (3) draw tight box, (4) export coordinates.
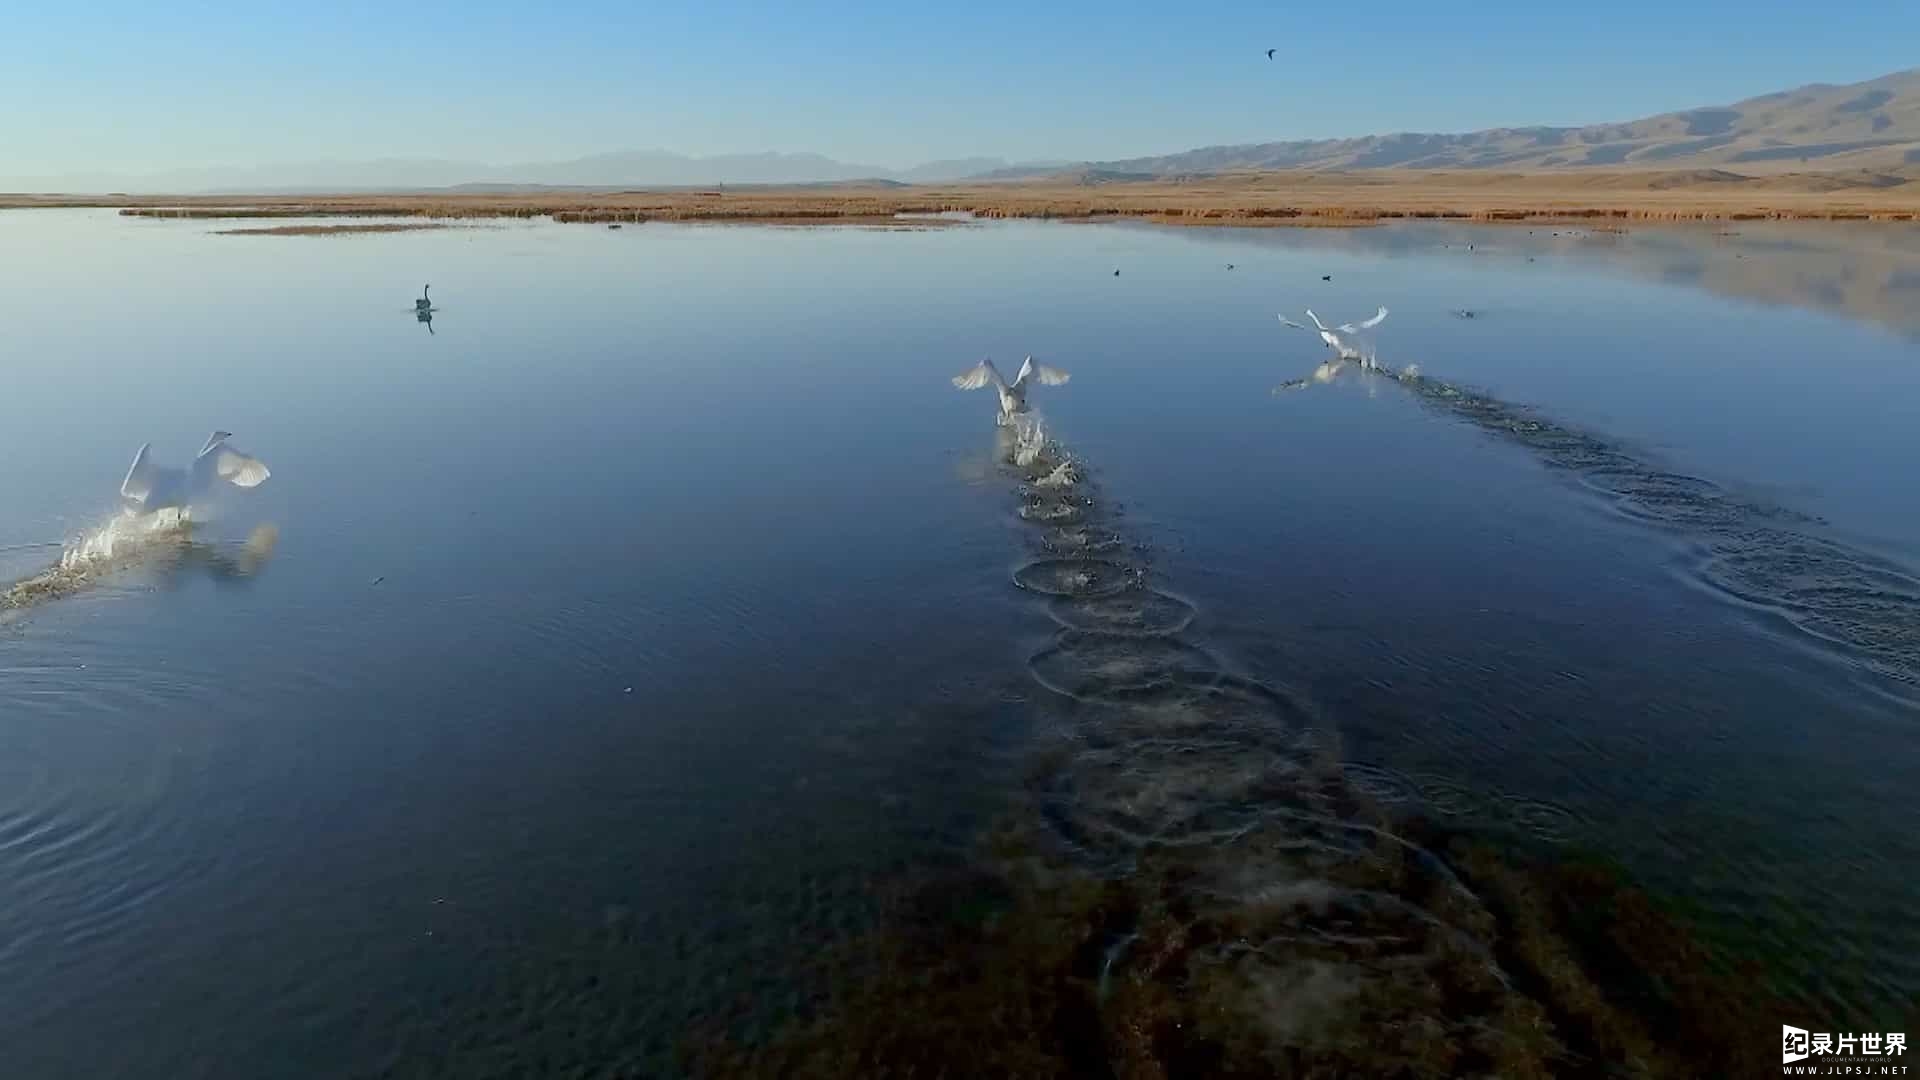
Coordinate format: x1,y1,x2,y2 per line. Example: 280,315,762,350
120,432,271,523
1280,306,1389,365
951,356,1071,424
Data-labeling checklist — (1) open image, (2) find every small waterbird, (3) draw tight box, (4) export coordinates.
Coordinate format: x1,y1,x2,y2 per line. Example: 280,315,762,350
415,284,432,313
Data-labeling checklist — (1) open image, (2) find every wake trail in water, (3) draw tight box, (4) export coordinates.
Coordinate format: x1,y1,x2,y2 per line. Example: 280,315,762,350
2,514,278,616
974,409,1604,1060
1370,367,1920,698
3,516,183,614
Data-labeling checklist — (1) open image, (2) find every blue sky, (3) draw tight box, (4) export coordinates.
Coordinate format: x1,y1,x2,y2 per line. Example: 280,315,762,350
4,0,1915,174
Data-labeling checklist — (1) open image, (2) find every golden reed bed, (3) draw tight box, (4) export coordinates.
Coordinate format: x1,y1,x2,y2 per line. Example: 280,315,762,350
6,169,1918,226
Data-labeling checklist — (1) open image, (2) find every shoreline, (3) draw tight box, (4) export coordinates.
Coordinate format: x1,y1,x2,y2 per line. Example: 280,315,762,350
5,169,1918,227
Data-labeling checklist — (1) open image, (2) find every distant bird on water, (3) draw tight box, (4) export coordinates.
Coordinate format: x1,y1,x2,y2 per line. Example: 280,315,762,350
952,356,1071,425
415,285,433,313
120,432,271,521
1320,274,1332,281
1266,48,1276,59
1280,307,1389,364
1113,269,1121,276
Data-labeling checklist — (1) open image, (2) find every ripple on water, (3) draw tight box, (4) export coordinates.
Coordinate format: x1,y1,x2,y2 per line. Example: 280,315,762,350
1399,370,1914,691
1337,763,1427,808
1048,588,1196,636
0,783,204,982
1027,630,1222,701
1487,793,1587,845
1336,765,1584,843
1017,496,1086,525
1404,773,1497,820
1051,741,1313,853
1011,558,1136,598
1694,533,1920,687
1079,675,1318,752
1040,527,1124,555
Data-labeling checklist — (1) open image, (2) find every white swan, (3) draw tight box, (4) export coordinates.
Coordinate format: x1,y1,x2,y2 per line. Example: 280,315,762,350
952,356,1070,424
415,284,432,313
1280,306,1389,367
120,432,271,522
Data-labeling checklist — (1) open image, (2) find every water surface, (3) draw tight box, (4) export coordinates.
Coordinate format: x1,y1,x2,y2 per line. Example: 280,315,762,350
2,210,1916,1075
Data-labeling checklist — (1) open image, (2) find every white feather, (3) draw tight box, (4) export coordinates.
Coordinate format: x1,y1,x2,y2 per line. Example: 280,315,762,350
951,360,1004,391
121,443,154,502
211,448,271,488
1015,356,1070,387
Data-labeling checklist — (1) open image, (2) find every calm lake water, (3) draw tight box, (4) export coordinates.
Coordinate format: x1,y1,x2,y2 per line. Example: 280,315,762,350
2,209,1917,1075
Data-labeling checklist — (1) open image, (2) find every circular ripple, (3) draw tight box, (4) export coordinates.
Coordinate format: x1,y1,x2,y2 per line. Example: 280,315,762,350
1404,774,1495,819
1041,528,1124,555
1028,631,1222,701
1012,558,1134,598
1018,498,1085,525
1489,794,1586,845
1084,675,1315,750
1057,742,1301,850
1340,763,1425,807
1049,589,1196,636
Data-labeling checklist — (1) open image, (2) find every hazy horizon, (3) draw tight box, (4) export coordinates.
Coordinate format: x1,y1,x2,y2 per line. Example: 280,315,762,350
5,0,1917,189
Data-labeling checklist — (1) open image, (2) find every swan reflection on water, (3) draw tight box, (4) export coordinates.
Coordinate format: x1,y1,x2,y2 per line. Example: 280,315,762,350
413,284,439,334
147,523,281,588
1273,356,1418,396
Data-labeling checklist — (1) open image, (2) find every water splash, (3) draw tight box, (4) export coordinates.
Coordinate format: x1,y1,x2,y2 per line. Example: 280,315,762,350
3,514,278,616
58,511,187,572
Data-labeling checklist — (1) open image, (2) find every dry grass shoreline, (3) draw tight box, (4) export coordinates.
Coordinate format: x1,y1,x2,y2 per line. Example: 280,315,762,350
6,169,1919,227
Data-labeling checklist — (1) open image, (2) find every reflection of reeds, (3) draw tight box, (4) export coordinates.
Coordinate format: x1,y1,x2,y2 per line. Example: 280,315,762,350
215,223,450,236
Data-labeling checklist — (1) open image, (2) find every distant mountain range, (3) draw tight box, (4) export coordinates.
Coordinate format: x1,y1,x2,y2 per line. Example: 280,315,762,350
998,67,1920,180
0,151,1071,195
6,68,1916,193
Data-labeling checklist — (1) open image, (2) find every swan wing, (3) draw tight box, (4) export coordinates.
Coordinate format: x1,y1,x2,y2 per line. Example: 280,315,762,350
1279,315,1309,330
952,360,1004,391
1016,356,1069,387
121,443,155,503
1356,306,1389,330
207,446,272,488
